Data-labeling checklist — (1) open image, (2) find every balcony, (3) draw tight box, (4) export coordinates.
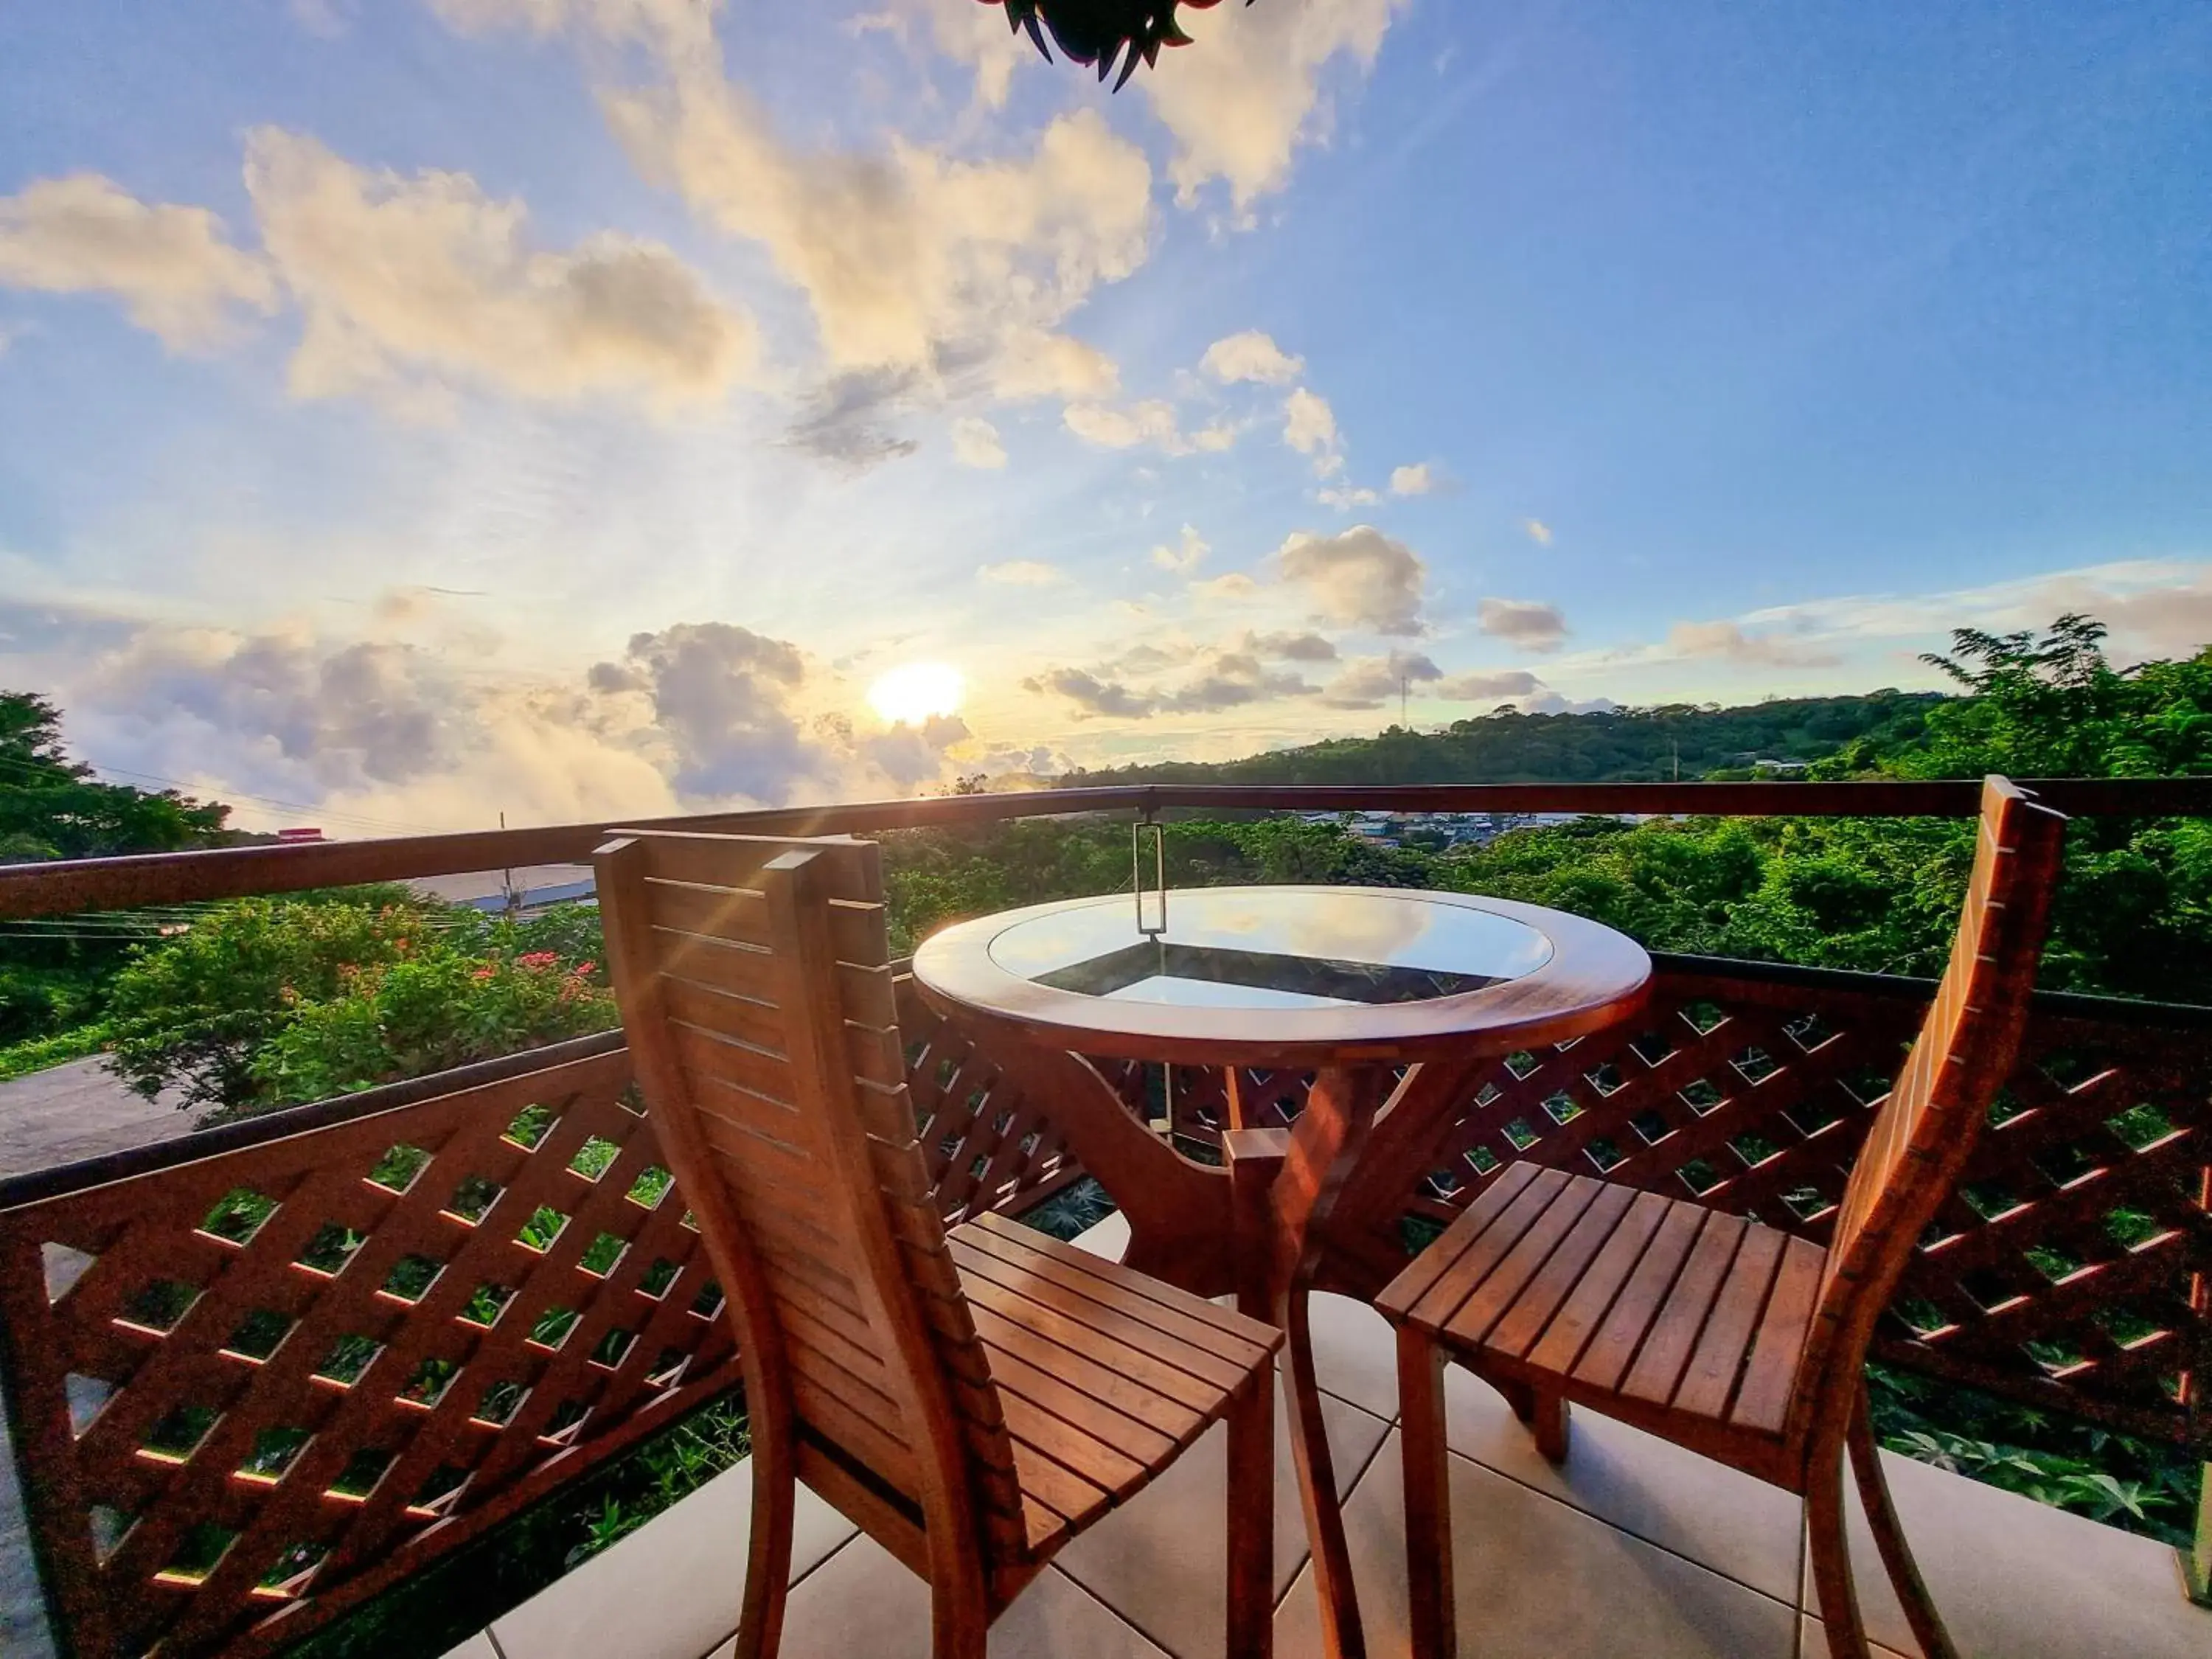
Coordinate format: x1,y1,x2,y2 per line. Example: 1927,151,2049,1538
439,1228,2206,1659
0,780,2205,1658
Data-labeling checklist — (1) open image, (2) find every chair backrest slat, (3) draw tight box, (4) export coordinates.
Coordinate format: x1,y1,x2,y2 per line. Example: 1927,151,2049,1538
594,830,1029,1564
1786,776,2066,1446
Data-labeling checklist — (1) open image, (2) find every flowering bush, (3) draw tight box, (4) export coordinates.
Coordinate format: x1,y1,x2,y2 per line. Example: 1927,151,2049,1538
251,948,615,1106
104,894,613,1116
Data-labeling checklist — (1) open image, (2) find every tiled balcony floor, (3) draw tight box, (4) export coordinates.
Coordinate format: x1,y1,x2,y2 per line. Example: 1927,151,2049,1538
455,1217,2207,1659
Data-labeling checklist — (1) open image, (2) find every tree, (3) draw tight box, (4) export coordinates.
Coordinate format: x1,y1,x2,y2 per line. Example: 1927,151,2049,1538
989,1,1253,89
0,691,231,862
0,692,237,1047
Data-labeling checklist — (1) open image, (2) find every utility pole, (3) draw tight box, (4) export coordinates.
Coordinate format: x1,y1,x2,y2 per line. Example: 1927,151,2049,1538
1400,675,1409,729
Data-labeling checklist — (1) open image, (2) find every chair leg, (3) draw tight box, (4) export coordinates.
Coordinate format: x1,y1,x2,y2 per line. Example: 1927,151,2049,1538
734,1427,796,1659
1530,1390,1570,1465
929,1570,991,1659
1397,1327,1455,1659
1848,1386,1959,1659
1225,1370,1276,1659
1281,1285,1368,1659
1806,1433,1870,1659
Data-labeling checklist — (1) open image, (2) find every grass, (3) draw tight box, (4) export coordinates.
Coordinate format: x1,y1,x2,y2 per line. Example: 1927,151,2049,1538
0,1022,112,1081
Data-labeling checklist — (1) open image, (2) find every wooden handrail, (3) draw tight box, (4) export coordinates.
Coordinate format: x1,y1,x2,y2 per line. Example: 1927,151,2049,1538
1,776,2208,919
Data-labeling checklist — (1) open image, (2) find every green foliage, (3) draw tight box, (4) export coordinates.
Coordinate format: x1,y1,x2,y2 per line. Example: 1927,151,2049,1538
0,1020,112,1080
102,896,612,1116
1865,1363,2195,1548
282,1391,749,1659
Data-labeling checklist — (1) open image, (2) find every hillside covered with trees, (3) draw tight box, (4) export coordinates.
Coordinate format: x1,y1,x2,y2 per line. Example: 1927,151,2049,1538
1054,686,1941,788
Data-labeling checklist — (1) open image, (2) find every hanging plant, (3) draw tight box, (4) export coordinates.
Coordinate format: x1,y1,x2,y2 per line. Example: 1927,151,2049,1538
983,1,1254,91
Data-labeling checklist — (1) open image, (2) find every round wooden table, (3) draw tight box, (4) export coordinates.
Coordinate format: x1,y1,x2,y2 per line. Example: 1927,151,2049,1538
914,885,1650,1659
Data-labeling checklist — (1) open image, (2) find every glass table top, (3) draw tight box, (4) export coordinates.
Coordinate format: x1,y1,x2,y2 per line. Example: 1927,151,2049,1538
982,888,1555,1012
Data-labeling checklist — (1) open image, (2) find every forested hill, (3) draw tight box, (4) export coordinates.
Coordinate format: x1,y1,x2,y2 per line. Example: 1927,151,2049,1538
1054,689,1941,787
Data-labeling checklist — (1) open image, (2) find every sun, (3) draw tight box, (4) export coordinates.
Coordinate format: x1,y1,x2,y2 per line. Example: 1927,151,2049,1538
866,662,964,726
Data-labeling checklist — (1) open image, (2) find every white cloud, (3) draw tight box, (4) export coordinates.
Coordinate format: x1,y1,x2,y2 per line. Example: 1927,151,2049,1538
603,69,1152,383
977,559,1062,586
1192,571,1261,602
951,414,1007,468
1024,646,1321,720
1434,668,1543,700
1318,484,1378,511
0,173,276,349
245,128,754,412
1278,526,1427,636
992,328,1119,400
1389,463,1436,496
1062,399,1235,458
1523,518,1553,546
1476,597,1568,653
1282,386,1339,471
1141,0,1408,211
1200,329,1304,386
1666,619,1840,669
1321,649,1441,709
1152,524,1208,573
1242,630,1338,662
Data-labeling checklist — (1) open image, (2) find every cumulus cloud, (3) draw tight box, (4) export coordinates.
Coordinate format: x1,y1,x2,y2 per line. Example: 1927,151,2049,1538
1282,386,1341,474
587,622,820,801
1242,630,1338,662
1435,668,1543,701
1023,647,1319,720
603,69,1151,386
1152,524,1208,574
1318,484,1378,511
1476,597,1568,653
1278,526,1427,635
977,559,1062,586
0,173,276,348
1523,518,1554,546
1665,619,1842,668
1192,572,1261,602
1389,463,1435,496
1141,0,1408,211
1020,666,1158,720
1064,399,1234,456
1065,398,1179,450
952,414,1007,468
1321,649,1441,709
245,128,754,411
1200,329,1304,386
991,327,1119,400
856,712,971,786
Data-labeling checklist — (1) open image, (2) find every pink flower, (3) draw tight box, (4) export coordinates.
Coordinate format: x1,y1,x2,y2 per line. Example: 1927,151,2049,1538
472,965,496,981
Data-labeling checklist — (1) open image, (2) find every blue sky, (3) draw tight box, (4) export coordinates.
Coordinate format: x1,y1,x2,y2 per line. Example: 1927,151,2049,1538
0,0,2207,833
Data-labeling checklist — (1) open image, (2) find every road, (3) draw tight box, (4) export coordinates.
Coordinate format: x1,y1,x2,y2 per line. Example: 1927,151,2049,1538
0,1055,196,1179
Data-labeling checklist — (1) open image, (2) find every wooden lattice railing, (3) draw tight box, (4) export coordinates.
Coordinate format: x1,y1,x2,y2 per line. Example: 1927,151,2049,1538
1157,954,2210,1453
3,779,2208,1649
0,972,1070,1659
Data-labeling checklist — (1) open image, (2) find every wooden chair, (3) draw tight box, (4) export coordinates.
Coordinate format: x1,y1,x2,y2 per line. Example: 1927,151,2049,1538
594,830,1283,1659
1378,776,2067,1659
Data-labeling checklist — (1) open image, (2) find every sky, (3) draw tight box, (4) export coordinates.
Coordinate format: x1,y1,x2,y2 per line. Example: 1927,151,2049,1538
0,0,2208,835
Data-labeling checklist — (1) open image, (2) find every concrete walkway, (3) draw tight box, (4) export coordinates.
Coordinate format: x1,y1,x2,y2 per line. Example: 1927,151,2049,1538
0,1054,196,1178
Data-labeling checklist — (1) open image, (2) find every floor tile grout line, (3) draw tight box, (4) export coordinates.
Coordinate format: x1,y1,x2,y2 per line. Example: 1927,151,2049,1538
1272,1413,1399,1615
1439,1442,1801,1614
1046,1563,1177,1659
684,1525,865,1659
